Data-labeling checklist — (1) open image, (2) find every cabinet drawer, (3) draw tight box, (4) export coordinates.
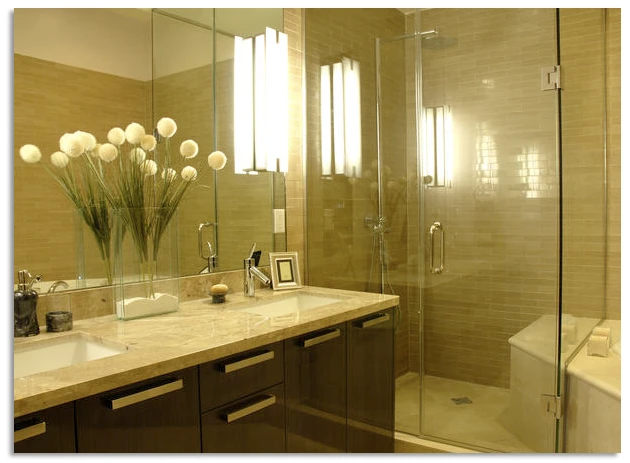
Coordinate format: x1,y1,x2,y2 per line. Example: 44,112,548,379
201,383,285,453
75,367,200,453
14,402,76,453
199,341,283,412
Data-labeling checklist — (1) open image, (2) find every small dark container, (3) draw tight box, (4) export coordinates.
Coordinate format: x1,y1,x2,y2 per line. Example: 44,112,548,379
211,294,226,304
46,311,73,332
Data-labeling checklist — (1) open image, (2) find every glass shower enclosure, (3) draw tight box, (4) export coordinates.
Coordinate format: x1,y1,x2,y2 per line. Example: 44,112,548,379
306,7,607,453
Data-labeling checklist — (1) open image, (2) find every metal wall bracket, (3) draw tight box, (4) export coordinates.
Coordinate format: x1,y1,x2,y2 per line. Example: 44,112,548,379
541,394,563,419
541,65,562,90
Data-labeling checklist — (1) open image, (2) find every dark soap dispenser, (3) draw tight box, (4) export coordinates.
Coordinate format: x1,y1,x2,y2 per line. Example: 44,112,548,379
14,269,40,337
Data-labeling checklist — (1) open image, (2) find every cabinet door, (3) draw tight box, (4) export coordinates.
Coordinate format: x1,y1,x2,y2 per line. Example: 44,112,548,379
285,324,347,452
14,402,76,453
347,308,395,452
202,384,285,453
76,367,200,453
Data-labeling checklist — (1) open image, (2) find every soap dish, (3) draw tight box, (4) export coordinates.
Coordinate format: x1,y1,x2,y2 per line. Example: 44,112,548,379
209,284,229,304
46,311,73,332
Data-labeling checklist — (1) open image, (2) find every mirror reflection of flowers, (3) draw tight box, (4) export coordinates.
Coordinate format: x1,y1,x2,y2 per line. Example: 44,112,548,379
19,118,228,292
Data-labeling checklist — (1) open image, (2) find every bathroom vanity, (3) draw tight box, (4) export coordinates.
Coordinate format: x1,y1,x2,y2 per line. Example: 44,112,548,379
14,286,398,453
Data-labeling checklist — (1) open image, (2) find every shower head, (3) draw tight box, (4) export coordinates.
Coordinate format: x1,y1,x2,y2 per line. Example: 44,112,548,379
422,33,458,50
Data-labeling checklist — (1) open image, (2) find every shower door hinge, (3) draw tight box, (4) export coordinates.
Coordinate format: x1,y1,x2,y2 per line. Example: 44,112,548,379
541,394,563,419
541,65,562,90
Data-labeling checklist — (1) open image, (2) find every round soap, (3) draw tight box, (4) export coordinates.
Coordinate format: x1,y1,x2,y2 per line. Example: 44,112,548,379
210,283,228,295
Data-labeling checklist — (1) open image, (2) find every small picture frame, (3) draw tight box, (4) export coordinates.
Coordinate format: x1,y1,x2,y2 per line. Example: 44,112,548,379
269,252,302,290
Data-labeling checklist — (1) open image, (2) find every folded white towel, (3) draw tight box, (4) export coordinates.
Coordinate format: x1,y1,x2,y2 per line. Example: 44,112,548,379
587,335,609,357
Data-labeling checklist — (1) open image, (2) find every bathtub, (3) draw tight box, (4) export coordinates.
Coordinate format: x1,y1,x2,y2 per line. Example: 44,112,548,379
505,315,620,453
564,319,621,453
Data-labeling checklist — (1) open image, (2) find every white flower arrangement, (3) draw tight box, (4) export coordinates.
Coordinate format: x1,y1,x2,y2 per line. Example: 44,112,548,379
19,117,226,289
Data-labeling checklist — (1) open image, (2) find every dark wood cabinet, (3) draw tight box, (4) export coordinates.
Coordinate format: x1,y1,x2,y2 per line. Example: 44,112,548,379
285,324,347,452
201,384,285,452
15,305,396,454
199,342,285,453
75,367,200,453
347,308,395,452
14,402,76,453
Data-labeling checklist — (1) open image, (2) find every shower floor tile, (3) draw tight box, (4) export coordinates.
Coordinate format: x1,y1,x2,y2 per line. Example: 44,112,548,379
395,372,533,453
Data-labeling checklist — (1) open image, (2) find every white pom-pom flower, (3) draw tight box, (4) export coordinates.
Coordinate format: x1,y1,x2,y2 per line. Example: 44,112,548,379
129,147,146,164
180,139,199,159
181,166,198,182
162,168,177,182
60,133,84,157
157,117,177,138
141,159,158,176
74,130,97,152
141,135,157,152
50,151,69,168
107,127,126,146
90,143,102,158
207,150,227,170
19,144,42,163
125,123,146,145
99,143,118,162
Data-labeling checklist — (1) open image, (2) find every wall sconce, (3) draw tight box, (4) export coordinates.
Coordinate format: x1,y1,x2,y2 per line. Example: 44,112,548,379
234,27,288,174
320,57,362,178
422,105,452,187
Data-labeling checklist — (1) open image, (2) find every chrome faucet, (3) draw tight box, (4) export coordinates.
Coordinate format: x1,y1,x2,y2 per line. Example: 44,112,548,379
47,280,69,293
244,243,271,297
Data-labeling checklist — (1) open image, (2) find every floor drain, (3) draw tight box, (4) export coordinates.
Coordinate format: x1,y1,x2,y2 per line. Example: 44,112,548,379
451,397,473,405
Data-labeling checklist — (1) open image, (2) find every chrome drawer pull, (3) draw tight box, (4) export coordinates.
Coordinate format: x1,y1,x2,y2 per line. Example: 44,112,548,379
299,328,340,348
357,313,390,329
221,350,275,373
14,421,46,443
106,378,183,410
223,395,277,423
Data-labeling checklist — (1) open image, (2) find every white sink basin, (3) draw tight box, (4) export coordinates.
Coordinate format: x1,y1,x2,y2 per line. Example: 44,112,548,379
14,332,129,379
232,293,342,320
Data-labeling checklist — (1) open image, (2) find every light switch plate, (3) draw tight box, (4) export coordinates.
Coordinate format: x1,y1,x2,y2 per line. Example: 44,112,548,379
273,209,285,233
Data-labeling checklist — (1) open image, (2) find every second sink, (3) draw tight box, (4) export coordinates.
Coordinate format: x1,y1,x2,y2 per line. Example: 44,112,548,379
232,293,342,319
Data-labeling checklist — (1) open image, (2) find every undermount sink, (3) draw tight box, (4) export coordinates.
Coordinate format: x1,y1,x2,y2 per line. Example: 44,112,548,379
232,293,342,320
14,332,129,379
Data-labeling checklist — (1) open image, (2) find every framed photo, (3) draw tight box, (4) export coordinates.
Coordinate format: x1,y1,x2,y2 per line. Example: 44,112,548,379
269,252,302,290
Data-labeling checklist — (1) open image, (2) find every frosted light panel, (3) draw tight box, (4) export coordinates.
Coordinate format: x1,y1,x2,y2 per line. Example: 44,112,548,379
234,27,288,174
332,62,345,175
320,65,332,176
343,57,361,178
234,37,253,174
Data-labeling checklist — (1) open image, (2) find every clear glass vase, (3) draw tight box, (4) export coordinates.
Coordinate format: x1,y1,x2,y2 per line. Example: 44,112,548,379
113,207,179,320
74,202,114,290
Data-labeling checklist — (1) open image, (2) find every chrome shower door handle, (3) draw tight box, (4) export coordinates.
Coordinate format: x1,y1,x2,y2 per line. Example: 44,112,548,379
429,221,444,274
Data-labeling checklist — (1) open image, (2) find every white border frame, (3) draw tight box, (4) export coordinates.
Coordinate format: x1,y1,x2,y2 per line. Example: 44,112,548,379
269,252,302,290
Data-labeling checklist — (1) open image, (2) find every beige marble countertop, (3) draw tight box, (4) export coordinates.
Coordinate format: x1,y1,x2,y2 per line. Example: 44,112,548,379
14,286,398,418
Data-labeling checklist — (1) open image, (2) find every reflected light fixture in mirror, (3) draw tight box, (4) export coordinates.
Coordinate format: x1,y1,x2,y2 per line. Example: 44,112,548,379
422,105,453,187
234,27,288,174
320,57,362,178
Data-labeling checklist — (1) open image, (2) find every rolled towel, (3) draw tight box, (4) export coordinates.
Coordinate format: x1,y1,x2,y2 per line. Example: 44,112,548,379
587,335,609,357
592,327,611,347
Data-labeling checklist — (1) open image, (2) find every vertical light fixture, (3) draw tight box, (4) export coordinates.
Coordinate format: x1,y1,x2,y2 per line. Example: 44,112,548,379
320,57,362,178
422,105,451,187
234,27,288,174
320,65,332,176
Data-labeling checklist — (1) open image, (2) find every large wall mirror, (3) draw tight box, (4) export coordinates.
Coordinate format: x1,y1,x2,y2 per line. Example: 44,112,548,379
13,8,286,292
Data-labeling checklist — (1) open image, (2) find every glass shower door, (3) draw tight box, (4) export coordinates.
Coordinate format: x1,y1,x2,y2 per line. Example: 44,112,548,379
415,8,561,452
379,8,563,453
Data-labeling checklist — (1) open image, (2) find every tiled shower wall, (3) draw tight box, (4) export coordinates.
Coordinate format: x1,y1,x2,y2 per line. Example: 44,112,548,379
303,8,409,376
